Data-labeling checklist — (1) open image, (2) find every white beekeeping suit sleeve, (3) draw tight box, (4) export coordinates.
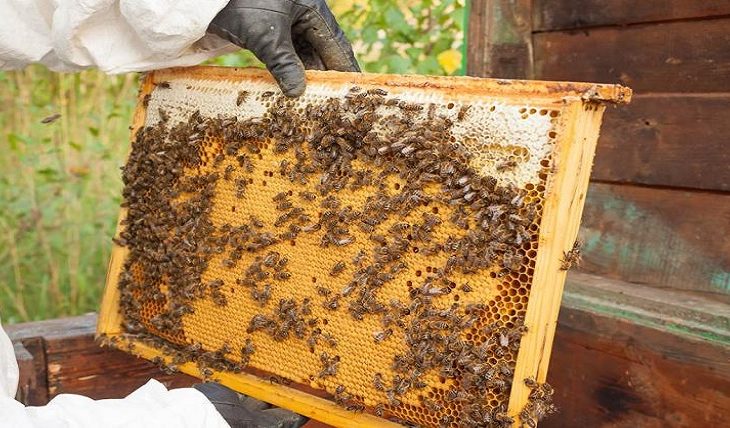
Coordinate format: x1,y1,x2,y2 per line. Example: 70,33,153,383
0,318,230,428
0,0,238,73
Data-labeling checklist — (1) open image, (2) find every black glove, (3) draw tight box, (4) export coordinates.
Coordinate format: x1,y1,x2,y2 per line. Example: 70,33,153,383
194,383,308,428
209,0,361,97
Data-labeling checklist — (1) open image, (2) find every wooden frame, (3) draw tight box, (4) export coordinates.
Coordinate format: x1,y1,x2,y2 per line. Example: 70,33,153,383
98,66,629,427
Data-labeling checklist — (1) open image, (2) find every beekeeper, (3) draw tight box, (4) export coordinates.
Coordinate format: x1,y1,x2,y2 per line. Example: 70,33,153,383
0,0,359,426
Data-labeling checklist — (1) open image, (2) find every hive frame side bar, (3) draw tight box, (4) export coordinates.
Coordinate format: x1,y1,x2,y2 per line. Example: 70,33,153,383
506,100,607,422
97,72,157,337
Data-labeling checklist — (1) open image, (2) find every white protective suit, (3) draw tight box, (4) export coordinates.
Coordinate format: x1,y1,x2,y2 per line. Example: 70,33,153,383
0,1,244,427
0,0,238,73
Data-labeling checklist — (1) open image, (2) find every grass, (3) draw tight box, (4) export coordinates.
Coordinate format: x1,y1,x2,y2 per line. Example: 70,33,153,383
0,2,465,324
0,68,137,323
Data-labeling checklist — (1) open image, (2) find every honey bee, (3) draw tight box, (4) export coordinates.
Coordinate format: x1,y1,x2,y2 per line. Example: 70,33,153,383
374,403,385,417
496,160,518,172
155,81,171,89
261,91,275,98
457,104,471,121
373,329,393,343
560,240,583,270
373,373,386,391
330,261,346,276
318,352,339,378
323,295,340,310
236,90,249,106
299,191,317,201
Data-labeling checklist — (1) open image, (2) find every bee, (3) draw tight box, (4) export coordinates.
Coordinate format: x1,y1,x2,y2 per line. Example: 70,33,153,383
299,191,317,201
155,81,171,89
316,286,331,296
367,88,388,96
560,240,583,270
374,403,385,417
321,195,340,209
457,104,471,121
330,261,346,276
373,329,393,343
274,271,291,281
249,215,264,228
496,159,518,172
321,331,338,348
421,397,442,412
273,191,289,202
335,384,346,395
261,91,275,98
237,154,254,172
235,178,247,198
345,401,365,413
373,373,386,391
263,251,280,267
318,352,339,378
399,101,423,112
223,165,235,181
352,249,367,266
236,90,249,106
142,94,151,108
252,284,272,306
460,283,473,292
242,339,256,357
323,295,340,310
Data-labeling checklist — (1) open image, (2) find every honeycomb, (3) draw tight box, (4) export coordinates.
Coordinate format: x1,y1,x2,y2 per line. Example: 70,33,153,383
99,67,627,427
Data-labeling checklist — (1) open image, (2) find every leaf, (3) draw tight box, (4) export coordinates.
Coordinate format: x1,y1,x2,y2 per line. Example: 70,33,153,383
384,6,410,35
88,127,99,137
385,55,412,74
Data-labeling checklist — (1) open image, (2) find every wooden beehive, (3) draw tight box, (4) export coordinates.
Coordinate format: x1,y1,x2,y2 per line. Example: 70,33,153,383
98,66,630,427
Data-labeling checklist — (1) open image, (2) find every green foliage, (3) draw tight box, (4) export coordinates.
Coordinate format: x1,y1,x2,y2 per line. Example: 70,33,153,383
336,0,466,75
0,3,465,323
0,68,137,323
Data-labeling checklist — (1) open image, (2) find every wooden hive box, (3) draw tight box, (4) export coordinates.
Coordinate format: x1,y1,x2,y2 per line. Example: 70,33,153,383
98,66,630,427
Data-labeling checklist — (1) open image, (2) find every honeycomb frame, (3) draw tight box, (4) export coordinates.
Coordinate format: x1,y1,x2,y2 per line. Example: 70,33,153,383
98,66,630,427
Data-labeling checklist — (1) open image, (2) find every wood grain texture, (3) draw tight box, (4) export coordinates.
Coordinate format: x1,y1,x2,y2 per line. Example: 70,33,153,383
533,0,730,31
508,101,606,417
467,0,534,79
579,183,730,296
544,305,730,427
13,338,49,405
534,18,730,92
593,94,730,191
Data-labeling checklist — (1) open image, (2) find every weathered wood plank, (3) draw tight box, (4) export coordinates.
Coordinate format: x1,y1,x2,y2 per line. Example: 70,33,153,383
565,272,730,343
544,304,730,427
533,0,730,31
467,0,534,78
13,337,49,405
9,314,196,401
534,18,730,92
594,94,730,191
579,183,730,296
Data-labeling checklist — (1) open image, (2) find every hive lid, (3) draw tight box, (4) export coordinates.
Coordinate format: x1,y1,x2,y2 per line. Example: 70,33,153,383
98,66,629,427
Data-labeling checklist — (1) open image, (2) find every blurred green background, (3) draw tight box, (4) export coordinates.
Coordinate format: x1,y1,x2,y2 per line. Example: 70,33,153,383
0,1,466,323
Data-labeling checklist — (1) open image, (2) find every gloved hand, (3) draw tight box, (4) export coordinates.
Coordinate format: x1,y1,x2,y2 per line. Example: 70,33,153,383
194,383,308,428
209,0,361,97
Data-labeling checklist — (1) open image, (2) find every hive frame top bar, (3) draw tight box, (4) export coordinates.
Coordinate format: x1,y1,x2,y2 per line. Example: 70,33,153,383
148,66,632,105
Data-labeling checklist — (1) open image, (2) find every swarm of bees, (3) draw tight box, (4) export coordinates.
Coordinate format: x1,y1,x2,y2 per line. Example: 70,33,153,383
113,83,556,428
